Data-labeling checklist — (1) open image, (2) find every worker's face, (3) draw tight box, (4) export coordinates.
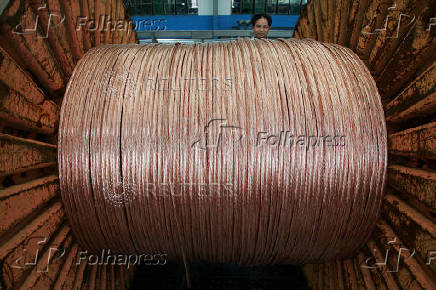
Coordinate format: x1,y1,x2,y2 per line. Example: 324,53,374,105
252,18,270,38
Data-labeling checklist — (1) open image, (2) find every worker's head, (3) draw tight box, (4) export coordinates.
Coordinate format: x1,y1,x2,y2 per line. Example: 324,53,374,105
251,14,272,39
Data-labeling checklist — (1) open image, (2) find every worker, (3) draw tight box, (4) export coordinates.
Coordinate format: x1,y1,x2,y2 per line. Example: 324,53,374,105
251,13,272,39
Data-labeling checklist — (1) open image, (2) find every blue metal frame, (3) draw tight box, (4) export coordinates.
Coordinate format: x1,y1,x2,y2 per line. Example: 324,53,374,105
131,15,299,31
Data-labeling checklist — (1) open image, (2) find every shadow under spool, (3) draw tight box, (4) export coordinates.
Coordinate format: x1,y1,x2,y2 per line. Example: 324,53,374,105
58,38,387,265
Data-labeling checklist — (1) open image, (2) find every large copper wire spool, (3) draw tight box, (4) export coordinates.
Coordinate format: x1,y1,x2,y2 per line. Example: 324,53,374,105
58,38,387,265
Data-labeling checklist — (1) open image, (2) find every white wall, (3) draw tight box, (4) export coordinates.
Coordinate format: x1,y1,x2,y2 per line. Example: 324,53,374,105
218,0,232,15
198,0,231,15
198,0,213,15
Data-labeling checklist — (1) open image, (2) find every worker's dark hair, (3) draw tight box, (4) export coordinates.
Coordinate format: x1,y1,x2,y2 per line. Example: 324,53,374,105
251,13,272,27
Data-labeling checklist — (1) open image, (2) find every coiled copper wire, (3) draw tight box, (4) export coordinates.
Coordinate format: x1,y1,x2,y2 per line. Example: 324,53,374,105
58,39,387,264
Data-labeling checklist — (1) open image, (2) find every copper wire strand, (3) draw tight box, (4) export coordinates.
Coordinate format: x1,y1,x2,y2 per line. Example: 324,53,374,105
320,43,378,258
59,39,387,264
